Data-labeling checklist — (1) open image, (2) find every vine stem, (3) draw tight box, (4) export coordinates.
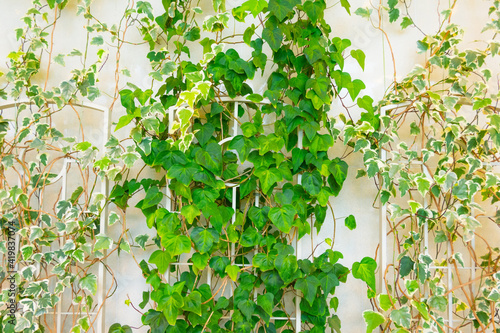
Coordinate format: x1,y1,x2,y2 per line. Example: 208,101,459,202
43,5,58,91
109,0,134,112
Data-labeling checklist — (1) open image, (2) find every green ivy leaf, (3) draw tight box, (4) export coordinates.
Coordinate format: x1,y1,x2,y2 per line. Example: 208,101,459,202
225,265,240,281
357,96,374,114
108,324,132,333
258,134,285,155
192,252,210,271
269,205,296,233
329,158,348,194
303,1,325,23
363,310,385,333
346,79,365,100
229,135,255,162
257,293,274,316
268,0,300,21
304,133,333,157
149,250,173,274
229,58,256,79
388,8,400,23
240,227,261,247
240,176,257,198
162,294,184,326
350,49,366,70
378,294,394,311
162,235,191,256
344,215,356,230
195,142,223,176
416,176,431,196
352,257,377,291
399,256,414,277
115,114,135,131
355,7,372,19
400,16,413,29
428,295,447,312
190,227,219,254
274,254,299,284
248,206,270,229
242,0,267,17
141,186,163,209
301,121,320,141
262,270,284,294
209,256,231,277
21,245,34,260
302,170,322,196
167,163,200,186
320,271,339,296
184,26,201,41
254,166,282,194
340,0,351,14
253,253,275,271
305,44,325,64
194,123,215,147
238,299,256,320
295,275,320,306
262,26,283,51
160,61,177,76
181,205,201,224
183,291,202,315
411,300,430,321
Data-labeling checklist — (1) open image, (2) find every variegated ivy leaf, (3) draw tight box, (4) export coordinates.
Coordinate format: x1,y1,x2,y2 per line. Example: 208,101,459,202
119,239,131,253
122,151,140,168
14,316,32,331
79,273,97,295
109,211,120,226
21,265,36,280
78,316,91,331
135,234,149,250
62,240,76,252
453,252,465,267
72,249,85,263
390,306,412,328
56,200,72,219
21,244,34,260
94,234,113,252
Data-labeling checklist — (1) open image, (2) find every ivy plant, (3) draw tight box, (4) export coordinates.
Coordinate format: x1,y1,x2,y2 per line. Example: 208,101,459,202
0,0,139,332
2,0,499,332
109,0,375,332
352,1,500,332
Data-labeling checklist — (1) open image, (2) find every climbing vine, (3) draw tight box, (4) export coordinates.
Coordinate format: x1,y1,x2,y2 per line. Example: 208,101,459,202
109,0,373,332
0,0,499,333
0,0,141,332
353,1,500,332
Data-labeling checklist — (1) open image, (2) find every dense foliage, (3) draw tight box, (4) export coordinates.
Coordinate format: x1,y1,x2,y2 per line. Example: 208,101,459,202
109,0,373,332
0,0,498,333
355,2,500,331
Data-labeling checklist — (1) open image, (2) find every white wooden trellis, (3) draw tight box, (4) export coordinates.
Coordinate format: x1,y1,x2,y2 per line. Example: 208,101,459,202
0,100,110,333
165,97,304,331
378,105,486,333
